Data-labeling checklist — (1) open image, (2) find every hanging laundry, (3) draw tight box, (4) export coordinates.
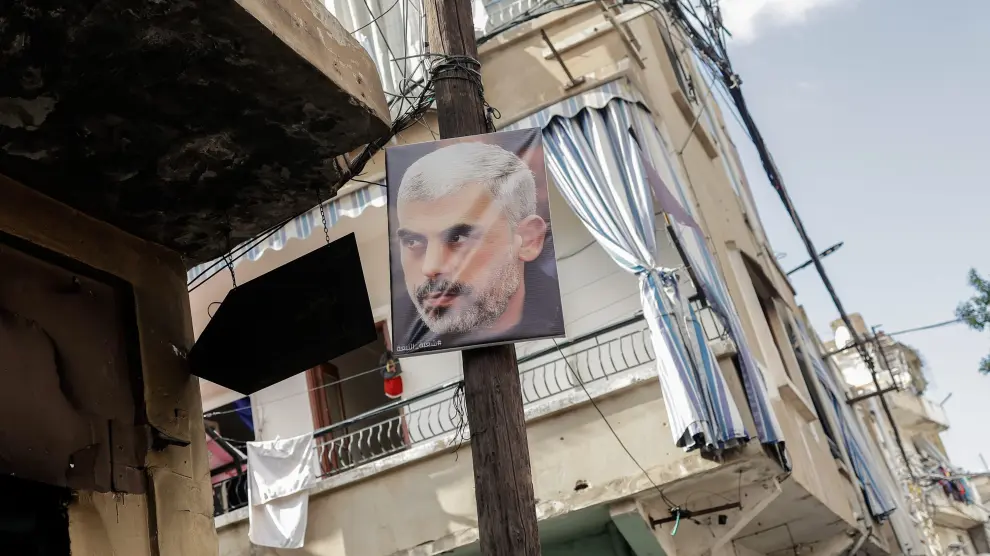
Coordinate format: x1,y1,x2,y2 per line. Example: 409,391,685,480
246,434,317,548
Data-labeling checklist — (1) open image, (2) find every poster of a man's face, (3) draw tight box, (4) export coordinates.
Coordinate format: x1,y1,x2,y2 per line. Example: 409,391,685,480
386,128,565,356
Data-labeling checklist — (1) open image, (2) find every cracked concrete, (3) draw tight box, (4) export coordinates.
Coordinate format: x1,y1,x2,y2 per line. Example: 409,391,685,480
0,0,389,265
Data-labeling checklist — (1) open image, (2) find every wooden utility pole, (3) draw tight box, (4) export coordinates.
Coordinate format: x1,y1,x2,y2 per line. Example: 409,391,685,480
422,1,542,554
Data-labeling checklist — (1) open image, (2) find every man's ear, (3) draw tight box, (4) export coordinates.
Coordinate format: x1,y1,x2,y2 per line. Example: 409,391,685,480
515,215,548,262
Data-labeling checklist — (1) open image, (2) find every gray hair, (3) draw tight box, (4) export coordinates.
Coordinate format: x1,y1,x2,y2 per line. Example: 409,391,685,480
397,142,537,225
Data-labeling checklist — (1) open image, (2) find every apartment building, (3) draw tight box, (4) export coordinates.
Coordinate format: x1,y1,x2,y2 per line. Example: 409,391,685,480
828,315,990,556
192,1,905,554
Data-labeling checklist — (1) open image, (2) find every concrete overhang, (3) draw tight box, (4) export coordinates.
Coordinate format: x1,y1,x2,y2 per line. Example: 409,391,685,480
0,0,390,265
932,499,989,531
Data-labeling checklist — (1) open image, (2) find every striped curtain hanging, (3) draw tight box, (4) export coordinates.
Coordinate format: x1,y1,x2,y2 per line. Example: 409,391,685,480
632,111,787,461
795,320,897,520
536,98,747,452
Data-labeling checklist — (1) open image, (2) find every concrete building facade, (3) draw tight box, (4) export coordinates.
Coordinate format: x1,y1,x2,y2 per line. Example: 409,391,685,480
828,315,990,556
193,1,912,555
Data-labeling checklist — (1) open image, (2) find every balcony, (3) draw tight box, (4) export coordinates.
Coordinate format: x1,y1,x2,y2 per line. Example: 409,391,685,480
211,314,659,518
213,312,792,556
889,390,950,432
211,312,790,556
929,486,989,530
308,314,660,481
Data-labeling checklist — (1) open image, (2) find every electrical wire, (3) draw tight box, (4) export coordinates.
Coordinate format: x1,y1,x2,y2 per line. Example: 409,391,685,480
203,360,396,417
887,318,964,338
556,239,596,262
351,0,404,35
551,338,676,509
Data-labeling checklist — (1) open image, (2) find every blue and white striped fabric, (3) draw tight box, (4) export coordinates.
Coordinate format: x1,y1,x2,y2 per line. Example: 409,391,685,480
186,184,386,285
529,97,748,452
795,321,896,520
631,108,787,459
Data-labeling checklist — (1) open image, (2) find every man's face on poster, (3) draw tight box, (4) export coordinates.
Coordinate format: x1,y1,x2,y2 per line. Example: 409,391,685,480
395,144,547,336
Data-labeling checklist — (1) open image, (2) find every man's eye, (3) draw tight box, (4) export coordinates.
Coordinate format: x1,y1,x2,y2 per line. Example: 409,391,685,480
450,234,469,244
401,238,424,249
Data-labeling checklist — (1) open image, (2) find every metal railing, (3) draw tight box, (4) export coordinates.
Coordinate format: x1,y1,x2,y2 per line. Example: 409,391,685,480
312,379,463,477
689,297,729,344
214,309,730,515
310,315,655,480
212,474,249,517
516,314,654,404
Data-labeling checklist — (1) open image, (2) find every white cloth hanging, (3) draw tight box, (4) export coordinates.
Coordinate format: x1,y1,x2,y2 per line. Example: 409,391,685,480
247,434,317,549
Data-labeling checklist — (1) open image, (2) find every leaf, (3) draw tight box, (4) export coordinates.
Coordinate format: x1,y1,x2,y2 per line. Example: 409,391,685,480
957,268,990,373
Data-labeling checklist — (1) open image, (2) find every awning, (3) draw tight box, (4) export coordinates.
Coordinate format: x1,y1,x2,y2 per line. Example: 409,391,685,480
186,184,386,285
505,77,785,456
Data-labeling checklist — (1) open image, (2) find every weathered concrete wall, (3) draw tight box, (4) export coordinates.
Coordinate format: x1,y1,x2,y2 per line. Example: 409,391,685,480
0,0,389,265
0,175,217,556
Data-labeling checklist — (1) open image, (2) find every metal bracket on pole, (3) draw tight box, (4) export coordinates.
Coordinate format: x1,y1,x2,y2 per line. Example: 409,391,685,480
847,386,898,405
540,29,586,90
594,0,645,69
649,502,741,528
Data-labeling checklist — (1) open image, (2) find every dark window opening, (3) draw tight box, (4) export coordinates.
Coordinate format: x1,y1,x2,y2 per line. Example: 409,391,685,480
0,475,71,556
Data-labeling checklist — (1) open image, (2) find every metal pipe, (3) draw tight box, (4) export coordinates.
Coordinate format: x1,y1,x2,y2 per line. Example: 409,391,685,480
846,386,898,405
844,524,872,556
206,425,247,461
540,29,585,89
870,327,917,481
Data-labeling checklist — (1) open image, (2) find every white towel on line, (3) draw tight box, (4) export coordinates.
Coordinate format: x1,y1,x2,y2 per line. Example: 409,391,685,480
247,434,317,549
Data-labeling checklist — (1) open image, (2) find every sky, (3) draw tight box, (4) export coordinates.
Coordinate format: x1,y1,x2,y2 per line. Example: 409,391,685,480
715,0,990,470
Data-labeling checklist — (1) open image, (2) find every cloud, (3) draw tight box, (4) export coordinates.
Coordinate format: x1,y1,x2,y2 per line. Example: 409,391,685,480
719,0,852,42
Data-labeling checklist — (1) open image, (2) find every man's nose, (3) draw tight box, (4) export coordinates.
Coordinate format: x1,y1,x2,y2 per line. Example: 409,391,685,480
421,241,447,279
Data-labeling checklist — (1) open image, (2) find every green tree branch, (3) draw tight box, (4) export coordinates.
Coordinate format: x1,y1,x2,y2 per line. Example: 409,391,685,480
956,268,990,374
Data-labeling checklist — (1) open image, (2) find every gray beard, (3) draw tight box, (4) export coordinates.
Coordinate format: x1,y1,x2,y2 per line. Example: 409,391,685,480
414,261,522,335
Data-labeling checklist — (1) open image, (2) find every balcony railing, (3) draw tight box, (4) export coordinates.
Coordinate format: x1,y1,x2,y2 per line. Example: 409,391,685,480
213,308,722,516
313,379,464,477
689,297,729,344
310,314,656,478
213,474,249,517
516,314,653,404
